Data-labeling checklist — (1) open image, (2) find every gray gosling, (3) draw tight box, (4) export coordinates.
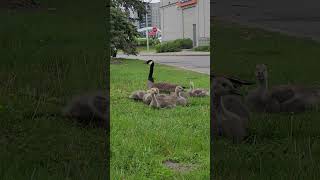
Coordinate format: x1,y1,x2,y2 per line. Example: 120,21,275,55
62,91,108,127
148,88,177,108
212,77,249,143
129,90,147,101
188,81,209,97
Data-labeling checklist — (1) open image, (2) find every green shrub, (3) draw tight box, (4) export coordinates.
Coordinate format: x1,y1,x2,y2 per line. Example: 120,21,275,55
155,41,181,53
155,38,194,53
193,45,210,52
136,38,147,46
173,38,193,49
152,38,160,46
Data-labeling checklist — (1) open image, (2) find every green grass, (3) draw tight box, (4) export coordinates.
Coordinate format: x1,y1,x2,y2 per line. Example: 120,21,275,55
137,46,156,53
1,0,107,179
193,46,210,52
212,20,320,179
110,59,210,179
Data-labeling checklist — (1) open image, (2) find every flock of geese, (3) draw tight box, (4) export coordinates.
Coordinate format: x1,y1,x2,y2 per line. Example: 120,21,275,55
213,64,320,143
59,62,320,138
129,60,209,108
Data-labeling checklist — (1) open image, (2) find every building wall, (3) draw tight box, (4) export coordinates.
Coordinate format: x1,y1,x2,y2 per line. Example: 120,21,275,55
160,1,183,41
198,0,210,45
150,3,161,28
160,0,210,46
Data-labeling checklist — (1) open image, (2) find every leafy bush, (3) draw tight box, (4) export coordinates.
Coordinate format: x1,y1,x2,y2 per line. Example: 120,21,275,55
193,45,210,52
155,38,194,53
155,41,181,53
173,38,193,49
152,38,160,46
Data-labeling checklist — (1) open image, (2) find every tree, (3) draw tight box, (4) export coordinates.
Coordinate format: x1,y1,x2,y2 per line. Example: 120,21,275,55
110,0,146,56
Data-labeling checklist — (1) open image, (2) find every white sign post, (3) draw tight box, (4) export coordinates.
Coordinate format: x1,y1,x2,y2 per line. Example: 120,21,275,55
145,9,149,52
138,27,161,51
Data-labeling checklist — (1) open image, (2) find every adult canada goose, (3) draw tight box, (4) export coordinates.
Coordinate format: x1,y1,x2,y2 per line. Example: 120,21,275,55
148,88,177,108
246,64,320,113
129,90,146,101
212,77,249,143
62,90,108,127
211,73,255,89
188,81,209,97
145,60,185,93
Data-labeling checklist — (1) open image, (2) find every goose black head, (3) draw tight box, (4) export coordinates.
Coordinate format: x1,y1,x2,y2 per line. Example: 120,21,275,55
212,77,241,96
145,60,154,65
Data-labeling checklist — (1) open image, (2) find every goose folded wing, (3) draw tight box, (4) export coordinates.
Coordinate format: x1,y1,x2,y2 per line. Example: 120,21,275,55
153,82,178,92
270,86,295,103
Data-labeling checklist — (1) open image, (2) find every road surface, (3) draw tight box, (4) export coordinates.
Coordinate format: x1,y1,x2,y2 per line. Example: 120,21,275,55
117,54,210,75
212,0,320,41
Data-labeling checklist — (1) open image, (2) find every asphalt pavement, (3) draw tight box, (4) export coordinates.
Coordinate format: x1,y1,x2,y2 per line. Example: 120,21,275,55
117,52,210,75
212,0,320,41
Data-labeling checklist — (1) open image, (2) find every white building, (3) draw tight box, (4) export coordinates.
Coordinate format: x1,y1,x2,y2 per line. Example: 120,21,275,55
160,0,210,46
129,2,161,36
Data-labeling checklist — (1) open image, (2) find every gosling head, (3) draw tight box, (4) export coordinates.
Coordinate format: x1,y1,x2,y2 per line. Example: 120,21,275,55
147,88,159,95
212,77,240,96
255,64,268,82
175,86,184,93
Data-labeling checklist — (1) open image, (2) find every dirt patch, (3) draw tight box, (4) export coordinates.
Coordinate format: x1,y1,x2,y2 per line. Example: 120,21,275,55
163,160,197,173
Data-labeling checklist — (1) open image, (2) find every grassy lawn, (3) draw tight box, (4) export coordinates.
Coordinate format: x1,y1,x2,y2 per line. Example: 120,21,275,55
137,46,156,53
0,0,107,179
193,46,210,52
110,59,210,179
118,46,156,54
212,20,320,179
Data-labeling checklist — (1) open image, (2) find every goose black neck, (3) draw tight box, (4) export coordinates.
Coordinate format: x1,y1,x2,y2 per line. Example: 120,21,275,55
148,62,154,82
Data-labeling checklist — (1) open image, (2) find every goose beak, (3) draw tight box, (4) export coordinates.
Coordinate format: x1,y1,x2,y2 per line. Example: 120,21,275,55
231,89,242,95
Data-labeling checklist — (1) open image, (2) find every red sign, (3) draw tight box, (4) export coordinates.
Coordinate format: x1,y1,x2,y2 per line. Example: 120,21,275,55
152,27,157,33
148,31,156,36
176,0,197,7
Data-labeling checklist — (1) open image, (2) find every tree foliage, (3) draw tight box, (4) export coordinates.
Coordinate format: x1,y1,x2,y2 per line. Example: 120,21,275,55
110,0,146,55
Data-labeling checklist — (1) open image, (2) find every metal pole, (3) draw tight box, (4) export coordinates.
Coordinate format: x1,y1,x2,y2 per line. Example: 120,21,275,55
145,3,149,51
